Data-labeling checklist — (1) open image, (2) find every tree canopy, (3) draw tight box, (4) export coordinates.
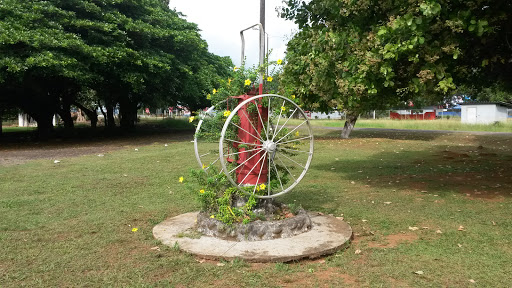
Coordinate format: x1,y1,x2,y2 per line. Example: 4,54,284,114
280,0,512,137
0,0,230,138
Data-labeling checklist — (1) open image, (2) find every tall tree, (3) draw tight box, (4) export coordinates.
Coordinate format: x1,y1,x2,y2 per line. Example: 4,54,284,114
0,0,230,137
281,0,512,138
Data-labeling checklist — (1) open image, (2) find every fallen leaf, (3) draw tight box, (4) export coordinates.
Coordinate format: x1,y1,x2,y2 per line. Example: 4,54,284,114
350,181,355,184
383,202,392,205
53,160,60,164
469,279,476,283
457,244,462,248
164,144,168,147
216,262,225,267
362,219,368,222
436,229,443,234
409,226,419,231
336,217,344,221
458,225,465,231
134,148,139,151
355,249,362,255
197,259,206,263
414,271,424,275
97,154,104,157
492,221,496,226
150,246,160,251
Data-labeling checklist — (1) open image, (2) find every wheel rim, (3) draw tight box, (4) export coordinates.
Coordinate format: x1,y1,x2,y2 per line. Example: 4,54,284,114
219,94,314,199
194,101,228,175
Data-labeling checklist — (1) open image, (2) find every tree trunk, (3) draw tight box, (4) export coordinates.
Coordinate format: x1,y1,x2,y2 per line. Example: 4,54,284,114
119,99,137,130
341,113,358,139
33,112,55,140
73,102,98,128
97,101,107,127
0,108,3,138
58,96,74,131
106,104,116,128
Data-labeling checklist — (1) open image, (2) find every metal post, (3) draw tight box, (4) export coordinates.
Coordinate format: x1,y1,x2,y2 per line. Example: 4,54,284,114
259,0,265,95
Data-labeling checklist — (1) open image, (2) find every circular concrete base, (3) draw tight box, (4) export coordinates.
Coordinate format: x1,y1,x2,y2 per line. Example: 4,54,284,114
153,212,352,262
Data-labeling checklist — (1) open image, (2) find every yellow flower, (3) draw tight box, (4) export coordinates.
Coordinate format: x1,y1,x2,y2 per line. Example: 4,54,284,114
259,183,266,190
277,59,283,65
295,131,300,137
202,163,207,169
206,93,211,100
228,78,232,85
179,176,184,183
281,106,286,112
210,215,215,218
200,189,205,194
213,88,217,94
233,66,239,71
267,76,273,82
188,116,195,123
132,228,138,232
223,110,231,117
291,95,296,99
244,79,251,86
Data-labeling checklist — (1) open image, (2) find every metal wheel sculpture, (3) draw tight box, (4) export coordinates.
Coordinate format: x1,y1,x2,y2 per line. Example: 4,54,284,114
219,94,314,198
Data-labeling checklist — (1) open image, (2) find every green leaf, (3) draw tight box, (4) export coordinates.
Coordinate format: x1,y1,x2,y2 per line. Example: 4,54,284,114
419,37,425,44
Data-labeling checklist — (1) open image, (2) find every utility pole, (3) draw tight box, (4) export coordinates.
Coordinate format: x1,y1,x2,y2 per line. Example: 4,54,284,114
259,0,265,95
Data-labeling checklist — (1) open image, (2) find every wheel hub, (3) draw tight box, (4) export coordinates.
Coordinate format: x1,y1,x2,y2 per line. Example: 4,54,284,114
262,140,277,153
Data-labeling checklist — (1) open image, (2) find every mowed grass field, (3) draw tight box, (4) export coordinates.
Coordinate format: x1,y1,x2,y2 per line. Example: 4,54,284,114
1,122,512,287
292,118,512,133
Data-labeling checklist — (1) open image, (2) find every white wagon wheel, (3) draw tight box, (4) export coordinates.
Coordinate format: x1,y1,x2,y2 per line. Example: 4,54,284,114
219,94,314,199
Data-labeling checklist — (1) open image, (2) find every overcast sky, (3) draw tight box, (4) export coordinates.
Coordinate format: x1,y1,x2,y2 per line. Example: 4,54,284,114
169,0,298,67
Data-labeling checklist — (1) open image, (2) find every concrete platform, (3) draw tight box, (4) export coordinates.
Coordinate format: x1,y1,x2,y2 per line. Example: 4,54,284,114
153,212,352,262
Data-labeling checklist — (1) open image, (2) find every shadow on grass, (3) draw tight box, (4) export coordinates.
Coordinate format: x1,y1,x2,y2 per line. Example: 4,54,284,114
313,133,512,199
313,127,447,141
0,118,195,148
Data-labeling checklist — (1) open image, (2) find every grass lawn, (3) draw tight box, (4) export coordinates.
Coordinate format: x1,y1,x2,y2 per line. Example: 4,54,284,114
1,123,512,287
295,118,512,133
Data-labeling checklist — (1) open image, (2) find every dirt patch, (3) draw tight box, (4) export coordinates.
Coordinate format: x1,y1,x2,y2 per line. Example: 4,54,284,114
368,233,418,248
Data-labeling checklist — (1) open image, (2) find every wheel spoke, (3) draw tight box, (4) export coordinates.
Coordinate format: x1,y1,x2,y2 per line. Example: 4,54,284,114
275,120,307,144
277,147,312,154
252,153,267,195
204,156,220,170
271,100,286,141
271,160,284,192
272,108,297,139
278,151,306,169
223,147,262,157
241,107,266,143
224,138,263,147
237,151,268,186
275,154,297,182
230,122,265,143
228,148,264,175
254,99,269,140
278,135,313,145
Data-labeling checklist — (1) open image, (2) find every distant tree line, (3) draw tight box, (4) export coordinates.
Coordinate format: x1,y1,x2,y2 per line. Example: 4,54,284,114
0,0,231,138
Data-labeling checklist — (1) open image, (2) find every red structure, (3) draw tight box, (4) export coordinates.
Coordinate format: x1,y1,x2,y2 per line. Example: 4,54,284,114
390,111,436,120
231,91,268,185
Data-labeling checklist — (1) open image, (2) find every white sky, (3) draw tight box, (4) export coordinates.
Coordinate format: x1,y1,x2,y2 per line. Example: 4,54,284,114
169,0,297,67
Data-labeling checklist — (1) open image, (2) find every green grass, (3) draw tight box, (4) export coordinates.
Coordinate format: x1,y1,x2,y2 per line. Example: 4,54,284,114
1,127,512,286
296,118,512,132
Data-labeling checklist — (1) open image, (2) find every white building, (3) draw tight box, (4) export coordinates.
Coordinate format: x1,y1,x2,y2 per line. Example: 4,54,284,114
460,102,512,124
